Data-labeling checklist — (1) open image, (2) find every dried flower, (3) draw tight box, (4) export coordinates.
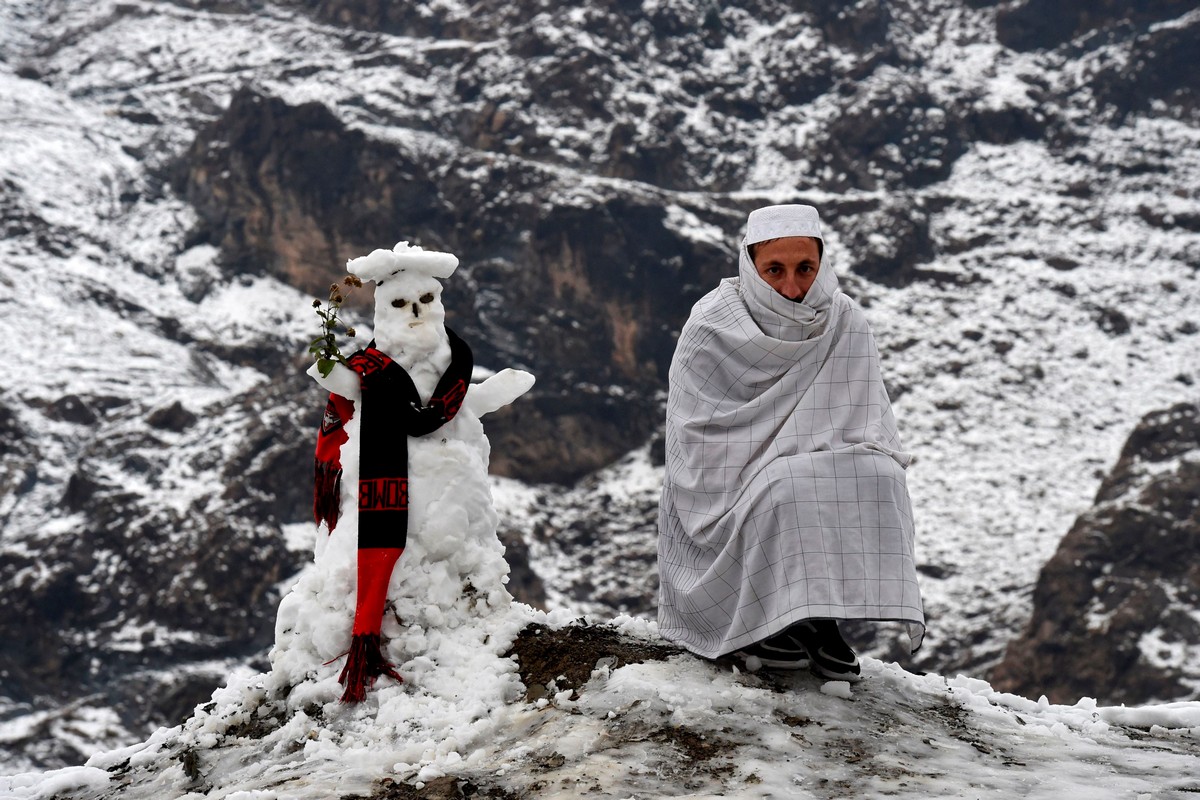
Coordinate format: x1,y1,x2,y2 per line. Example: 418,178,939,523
308,273,362,377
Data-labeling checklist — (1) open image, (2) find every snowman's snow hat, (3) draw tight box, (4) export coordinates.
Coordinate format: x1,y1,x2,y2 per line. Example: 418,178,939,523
347,241,458,285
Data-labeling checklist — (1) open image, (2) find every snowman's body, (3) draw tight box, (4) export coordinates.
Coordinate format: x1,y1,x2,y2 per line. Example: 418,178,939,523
270,244,533,699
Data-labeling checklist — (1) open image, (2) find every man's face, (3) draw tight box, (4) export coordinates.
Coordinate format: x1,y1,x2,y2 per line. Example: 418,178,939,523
751,236,821,301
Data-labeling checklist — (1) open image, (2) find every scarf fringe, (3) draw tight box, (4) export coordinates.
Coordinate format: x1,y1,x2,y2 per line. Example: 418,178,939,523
337,633,404,703
313,460,342,530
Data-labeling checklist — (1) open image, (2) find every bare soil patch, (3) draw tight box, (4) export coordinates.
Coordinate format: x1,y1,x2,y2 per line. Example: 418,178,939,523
505,621,682,701
344,775,518,799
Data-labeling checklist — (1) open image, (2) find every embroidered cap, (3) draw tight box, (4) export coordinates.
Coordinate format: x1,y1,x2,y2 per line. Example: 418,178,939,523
745,204,823,247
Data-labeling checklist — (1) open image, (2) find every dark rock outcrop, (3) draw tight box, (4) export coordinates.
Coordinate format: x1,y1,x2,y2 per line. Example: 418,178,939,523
0,386,302,711
0,399,38,524
1090,11,1200,121
996,0,1193,51
172,89,454,297
172,87,740,483
991,403,1200,704
172,70,985,477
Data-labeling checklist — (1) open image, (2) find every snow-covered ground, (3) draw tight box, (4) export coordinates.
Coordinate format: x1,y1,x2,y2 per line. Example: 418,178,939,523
2,604,1199,799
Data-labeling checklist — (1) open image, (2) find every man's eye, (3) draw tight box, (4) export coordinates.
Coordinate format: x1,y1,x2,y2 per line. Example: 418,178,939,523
392,299,408,308
420,293,434,304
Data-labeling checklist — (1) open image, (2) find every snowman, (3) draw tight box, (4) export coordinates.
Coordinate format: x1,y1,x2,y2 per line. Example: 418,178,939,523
271,242,534,703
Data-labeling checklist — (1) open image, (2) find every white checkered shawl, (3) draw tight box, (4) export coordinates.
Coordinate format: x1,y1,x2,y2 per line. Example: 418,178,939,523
657,257,926,658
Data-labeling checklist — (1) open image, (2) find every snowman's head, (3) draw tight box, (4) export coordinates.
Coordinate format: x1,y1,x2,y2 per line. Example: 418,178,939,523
373,272,446,333
347,242,458,351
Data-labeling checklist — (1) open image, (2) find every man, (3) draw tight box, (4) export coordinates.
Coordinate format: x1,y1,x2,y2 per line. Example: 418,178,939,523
657,204,925,681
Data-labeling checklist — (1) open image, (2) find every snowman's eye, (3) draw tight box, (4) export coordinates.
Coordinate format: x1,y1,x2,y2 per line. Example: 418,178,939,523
391,298,408,309
420,293,434,304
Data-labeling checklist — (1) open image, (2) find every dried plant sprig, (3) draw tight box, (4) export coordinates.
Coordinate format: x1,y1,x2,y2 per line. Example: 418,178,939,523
309,275,363,377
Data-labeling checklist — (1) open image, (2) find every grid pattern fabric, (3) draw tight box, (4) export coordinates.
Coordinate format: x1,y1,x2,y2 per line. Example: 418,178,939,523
658,252,925,659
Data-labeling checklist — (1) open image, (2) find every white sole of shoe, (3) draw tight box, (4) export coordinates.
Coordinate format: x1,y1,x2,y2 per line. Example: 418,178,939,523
735,652,811,670
758,658,812,670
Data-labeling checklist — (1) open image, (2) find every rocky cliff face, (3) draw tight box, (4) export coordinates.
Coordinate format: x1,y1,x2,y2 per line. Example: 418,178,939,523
992,403,1200,705
169,0,976,485
0,362,310,758
171,87,728,483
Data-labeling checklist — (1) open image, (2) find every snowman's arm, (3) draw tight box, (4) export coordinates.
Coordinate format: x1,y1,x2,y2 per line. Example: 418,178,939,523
464,369,535,417
306,360,361,401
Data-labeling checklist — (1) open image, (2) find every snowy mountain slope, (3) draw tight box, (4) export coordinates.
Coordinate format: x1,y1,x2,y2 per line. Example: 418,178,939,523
0,54,317,770
1,0,1199,775
3,610,1200,800
994,401,1200,704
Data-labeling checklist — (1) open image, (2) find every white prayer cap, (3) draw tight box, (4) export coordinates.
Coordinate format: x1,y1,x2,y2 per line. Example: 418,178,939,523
745,204,823,246
348,241,458,284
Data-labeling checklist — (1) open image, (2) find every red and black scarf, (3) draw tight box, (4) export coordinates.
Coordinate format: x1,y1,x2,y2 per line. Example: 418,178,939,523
313,328,472,702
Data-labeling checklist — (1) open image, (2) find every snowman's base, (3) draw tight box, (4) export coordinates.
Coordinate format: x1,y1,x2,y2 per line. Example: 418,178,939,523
336,633,404,703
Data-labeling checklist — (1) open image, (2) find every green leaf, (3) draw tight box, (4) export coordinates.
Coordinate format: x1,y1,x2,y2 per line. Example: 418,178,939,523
317,358,334,378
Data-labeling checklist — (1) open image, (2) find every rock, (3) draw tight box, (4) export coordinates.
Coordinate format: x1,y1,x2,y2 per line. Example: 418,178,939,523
804,78,971,192
1090,12,1200,120
996,0,1193,52
0,402,37,516
171,88,452,298
826,196,936,286
991,403,1200,704
146,401,198,432
0,177,73,256
172,88,738,483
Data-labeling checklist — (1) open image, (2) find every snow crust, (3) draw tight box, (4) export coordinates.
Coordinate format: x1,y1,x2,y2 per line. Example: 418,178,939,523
3,602,1198,799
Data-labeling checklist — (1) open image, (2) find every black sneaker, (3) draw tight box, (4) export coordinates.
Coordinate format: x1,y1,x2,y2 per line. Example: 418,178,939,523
790,619,861,682
736,629,811,670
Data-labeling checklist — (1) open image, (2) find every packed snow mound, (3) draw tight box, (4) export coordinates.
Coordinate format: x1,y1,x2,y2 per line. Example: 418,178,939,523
292,237,535,704
271,380,514,696
6,610,1200,800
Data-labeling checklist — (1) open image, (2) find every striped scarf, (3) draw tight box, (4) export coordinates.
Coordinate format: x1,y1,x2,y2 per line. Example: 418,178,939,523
313,329,472,702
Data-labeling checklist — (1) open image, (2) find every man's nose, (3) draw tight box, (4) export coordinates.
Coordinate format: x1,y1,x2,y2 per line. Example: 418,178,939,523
780,274,804,299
